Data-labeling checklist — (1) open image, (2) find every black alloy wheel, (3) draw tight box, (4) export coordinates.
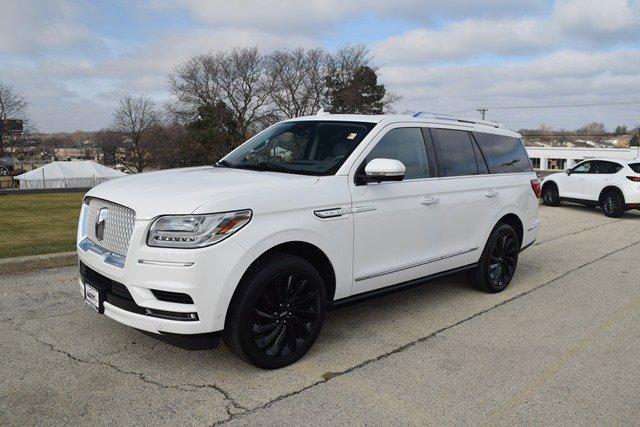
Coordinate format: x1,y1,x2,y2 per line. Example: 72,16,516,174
251,271,320,358
468,223,519,293
542,184,560,206
488,231,519,290
224,253,326,369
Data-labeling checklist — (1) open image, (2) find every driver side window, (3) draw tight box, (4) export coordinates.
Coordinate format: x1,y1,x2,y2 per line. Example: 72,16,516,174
365,128,430,180
572,161,594,174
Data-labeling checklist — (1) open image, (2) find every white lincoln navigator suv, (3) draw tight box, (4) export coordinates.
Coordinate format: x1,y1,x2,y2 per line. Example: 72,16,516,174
77,112,541,368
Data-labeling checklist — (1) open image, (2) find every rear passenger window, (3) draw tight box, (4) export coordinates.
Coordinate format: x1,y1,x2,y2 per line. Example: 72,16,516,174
474,133,533,173
595,161,622,174
366,128,429,179
432,129,481,177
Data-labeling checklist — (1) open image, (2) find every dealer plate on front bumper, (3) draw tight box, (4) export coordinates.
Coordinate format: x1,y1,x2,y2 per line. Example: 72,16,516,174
84,283,100,312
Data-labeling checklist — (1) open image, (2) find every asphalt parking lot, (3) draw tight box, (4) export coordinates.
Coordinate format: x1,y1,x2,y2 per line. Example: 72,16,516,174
2,204,640,424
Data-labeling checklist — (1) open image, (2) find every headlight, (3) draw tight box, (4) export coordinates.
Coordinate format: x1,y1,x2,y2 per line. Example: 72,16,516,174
147,210,252,248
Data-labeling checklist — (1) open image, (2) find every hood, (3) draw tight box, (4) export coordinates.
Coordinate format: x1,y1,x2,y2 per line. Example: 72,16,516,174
87,166,318,219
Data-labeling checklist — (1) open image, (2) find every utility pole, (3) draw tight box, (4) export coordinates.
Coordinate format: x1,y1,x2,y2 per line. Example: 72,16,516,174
477,107,488,120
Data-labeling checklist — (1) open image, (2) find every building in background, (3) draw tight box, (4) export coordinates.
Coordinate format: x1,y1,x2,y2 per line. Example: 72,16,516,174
526,147,639,171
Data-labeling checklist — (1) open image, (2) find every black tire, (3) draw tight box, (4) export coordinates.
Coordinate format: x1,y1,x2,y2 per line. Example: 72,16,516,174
223,253,326,369
468,223,519,293
600,190,625,218
541,183,560,206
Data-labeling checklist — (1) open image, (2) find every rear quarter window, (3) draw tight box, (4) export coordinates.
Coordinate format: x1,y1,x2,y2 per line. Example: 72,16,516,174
474,132,532,174
629,163,640,174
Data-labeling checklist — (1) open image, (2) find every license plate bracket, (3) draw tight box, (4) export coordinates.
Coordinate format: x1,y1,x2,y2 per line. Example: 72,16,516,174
84,282,104,314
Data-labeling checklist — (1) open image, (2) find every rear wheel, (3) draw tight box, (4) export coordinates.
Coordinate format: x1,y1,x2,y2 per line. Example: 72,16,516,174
468,223,519,293
601,190,625,218
223,253,326,369
541,183,560,206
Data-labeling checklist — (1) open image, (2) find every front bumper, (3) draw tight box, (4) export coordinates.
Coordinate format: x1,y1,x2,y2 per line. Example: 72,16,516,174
77,219,249,336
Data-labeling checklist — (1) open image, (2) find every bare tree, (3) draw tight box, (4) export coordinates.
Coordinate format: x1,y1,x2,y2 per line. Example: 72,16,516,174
111,94,158,172
168,47,276,141
0,83,29,157
266,48,327,118
577,121,607,146
0,83,28,120
167,54,221,120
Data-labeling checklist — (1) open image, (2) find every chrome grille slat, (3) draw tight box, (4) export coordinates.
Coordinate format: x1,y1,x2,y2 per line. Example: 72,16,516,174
87,198,136,257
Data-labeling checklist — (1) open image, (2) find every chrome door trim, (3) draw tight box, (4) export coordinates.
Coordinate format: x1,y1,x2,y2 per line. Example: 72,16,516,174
355,246,479,282
441,246,479,260
353,205,377,213
355,255,441,282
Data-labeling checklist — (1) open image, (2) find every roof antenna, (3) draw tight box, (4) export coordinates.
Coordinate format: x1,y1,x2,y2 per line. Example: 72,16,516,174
316,108,330,116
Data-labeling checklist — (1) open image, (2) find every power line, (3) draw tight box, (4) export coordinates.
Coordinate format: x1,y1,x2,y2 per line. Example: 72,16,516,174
486,100,640,110
445,100,640,116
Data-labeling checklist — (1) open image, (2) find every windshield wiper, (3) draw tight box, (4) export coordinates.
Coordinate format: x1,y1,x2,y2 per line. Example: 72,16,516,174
215,160,237,168
239,161,293,173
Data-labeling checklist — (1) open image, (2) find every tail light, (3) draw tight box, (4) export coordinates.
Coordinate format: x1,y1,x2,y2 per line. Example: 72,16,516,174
530,178,542,198
626,176,640,182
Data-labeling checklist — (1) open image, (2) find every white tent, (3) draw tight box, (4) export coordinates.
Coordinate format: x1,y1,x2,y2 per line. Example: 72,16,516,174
15,161,126,190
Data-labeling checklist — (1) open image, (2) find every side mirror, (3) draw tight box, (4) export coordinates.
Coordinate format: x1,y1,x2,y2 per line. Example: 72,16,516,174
362,158,406,183
566,169,572,176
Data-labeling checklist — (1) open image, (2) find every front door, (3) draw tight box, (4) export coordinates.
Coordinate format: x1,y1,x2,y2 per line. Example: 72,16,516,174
560,161,594,199
349,125,444,293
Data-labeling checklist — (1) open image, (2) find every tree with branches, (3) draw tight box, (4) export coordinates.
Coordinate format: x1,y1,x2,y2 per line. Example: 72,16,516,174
0,83,29,157
266,47,327,118
324,44,400,114
110,94,159,172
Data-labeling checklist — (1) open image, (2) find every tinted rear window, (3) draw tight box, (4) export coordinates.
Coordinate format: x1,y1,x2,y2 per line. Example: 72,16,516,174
474,132,532,173
629,163,640,173
432,129,480,177
595,161,622,174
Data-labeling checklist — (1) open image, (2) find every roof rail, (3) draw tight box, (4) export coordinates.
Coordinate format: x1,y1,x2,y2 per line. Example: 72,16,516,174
412,111,504,128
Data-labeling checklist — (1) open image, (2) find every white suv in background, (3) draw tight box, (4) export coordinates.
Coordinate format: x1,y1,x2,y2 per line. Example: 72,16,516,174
541,159,640,217
77,112,540,369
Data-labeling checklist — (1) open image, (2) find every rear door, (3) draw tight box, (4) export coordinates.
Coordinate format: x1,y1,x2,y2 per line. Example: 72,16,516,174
431,127,499,268
582,161,623,201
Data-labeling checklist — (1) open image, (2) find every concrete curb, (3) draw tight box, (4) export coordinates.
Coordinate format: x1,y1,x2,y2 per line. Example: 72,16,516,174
0,251,77,275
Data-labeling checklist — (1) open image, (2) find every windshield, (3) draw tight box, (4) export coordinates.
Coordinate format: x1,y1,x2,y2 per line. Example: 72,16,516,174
220,120,376,175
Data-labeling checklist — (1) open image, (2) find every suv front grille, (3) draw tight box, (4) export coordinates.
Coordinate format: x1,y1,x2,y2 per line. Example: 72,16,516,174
86,197,136,256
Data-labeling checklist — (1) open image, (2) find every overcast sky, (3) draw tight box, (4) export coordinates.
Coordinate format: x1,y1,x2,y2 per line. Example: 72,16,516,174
1,0,639,132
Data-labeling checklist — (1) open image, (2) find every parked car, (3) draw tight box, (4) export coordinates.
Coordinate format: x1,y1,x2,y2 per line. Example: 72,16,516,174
77,112,541,368
541,159,640,217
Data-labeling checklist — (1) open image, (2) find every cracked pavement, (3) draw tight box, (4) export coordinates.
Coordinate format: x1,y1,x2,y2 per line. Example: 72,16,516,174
2,205,640,424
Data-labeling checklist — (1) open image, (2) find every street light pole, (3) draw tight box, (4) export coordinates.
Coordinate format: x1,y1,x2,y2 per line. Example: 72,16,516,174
477,108,488,120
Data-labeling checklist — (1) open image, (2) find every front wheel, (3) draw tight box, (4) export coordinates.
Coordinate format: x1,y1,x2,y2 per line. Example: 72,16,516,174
468,223,519,293
223,253,326,369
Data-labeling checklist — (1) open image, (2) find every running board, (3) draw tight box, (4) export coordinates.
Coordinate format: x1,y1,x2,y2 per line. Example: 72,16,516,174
331,263,477,308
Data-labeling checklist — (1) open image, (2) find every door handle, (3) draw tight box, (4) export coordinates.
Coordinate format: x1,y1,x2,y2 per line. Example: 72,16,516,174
484,190,498,198
420,196,439,205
